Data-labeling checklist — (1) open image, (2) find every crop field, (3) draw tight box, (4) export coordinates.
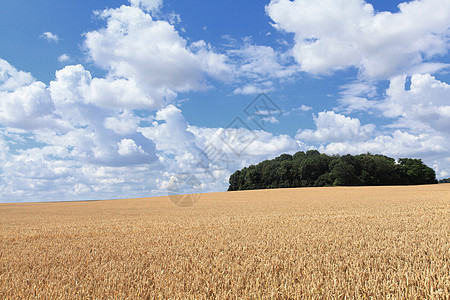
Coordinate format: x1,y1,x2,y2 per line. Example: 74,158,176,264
0,185,449,298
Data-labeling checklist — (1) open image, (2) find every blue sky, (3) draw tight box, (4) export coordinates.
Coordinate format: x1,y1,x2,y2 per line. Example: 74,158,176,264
0,0,449,202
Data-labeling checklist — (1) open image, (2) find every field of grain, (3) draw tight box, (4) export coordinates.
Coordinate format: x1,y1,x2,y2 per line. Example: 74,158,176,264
1,185,449,298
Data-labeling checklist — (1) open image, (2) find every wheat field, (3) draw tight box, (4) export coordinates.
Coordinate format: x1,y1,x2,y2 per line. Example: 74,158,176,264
1,185,449,299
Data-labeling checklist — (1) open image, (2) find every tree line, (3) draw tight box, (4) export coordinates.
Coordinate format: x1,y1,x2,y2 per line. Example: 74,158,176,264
228,150,437,191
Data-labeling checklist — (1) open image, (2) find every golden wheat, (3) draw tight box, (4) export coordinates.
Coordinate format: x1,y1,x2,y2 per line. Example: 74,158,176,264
1,185,449,299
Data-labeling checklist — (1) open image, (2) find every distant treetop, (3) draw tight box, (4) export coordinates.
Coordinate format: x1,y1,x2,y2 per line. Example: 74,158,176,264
228,151,437,191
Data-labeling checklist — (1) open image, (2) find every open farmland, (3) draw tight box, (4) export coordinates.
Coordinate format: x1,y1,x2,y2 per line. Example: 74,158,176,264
0,185,449,298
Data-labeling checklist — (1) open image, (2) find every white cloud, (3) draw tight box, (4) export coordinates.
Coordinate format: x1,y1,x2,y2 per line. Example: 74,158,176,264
266,0,450,79
137,104,302,195
84,5,232,103
233,82,274,95
247,107,284,125
382,74,450,132
191,126,299,164
86,77,163,109
297,105,312,112
0,59,35,91
283,104,313,116
0,60,158,175
58,54,71,63
182,125,300,190
297,111,375,143
50,64,162,111
40,32,59,43
228,44,298,79
338,81,378,113
49,64,92,108
85,6,200,90
104,110,141,135
139,105,205,160
118,138,145,156
0,144,163,201
228,43,299,94
190,40,234,82
241,131,299,157
0,80,56,130
338,73,450,135
129,0,162,12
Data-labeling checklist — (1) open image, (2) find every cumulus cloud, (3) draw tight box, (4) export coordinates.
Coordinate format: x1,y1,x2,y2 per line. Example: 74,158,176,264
0,73,56,130
85,4,297,99
297,111,375,143
0,59,159,198
86,78,162,109
1,1,309,202
0,59,35,91
338,73,450,135
118,138,145,156
266,0,450,79
139,104,213,176
140,105,200,155
0,144,161,201
84,5,233,103
168,124,300,191
190,40,234,83
104,110,141,135
319,130,447,157
40,32,59,43
50,64,161,111
191,125,299,165
382,74,450,132
136,104,302,194
58,54,71,63
49,65,91,109
85,6,200,91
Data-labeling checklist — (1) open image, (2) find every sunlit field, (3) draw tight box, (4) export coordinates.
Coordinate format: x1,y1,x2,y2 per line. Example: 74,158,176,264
1,185,449,298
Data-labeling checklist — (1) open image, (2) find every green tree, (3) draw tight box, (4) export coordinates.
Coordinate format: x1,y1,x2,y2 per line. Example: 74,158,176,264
228,170,241,191
227,151,437,191
276,160,294,188
298,153,331,186
330,155,360,186
399,158,437,185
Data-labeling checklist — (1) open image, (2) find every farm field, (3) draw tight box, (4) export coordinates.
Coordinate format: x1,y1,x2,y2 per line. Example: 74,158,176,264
0,185,449,298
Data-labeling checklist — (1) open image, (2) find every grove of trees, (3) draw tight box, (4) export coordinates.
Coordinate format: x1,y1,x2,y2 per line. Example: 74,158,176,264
228,150,437,191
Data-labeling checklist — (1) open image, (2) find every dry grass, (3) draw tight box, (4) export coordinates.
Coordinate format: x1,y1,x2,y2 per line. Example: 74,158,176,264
0,185,449,299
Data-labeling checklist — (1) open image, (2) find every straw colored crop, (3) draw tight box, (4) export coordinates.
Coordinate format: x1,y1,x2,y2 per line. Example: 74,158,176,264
1,185,449,298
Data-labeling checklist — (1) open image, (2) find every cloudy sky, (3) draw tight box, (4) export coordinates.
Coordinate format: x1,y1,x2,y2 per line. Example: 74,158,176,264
0,0,449,202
